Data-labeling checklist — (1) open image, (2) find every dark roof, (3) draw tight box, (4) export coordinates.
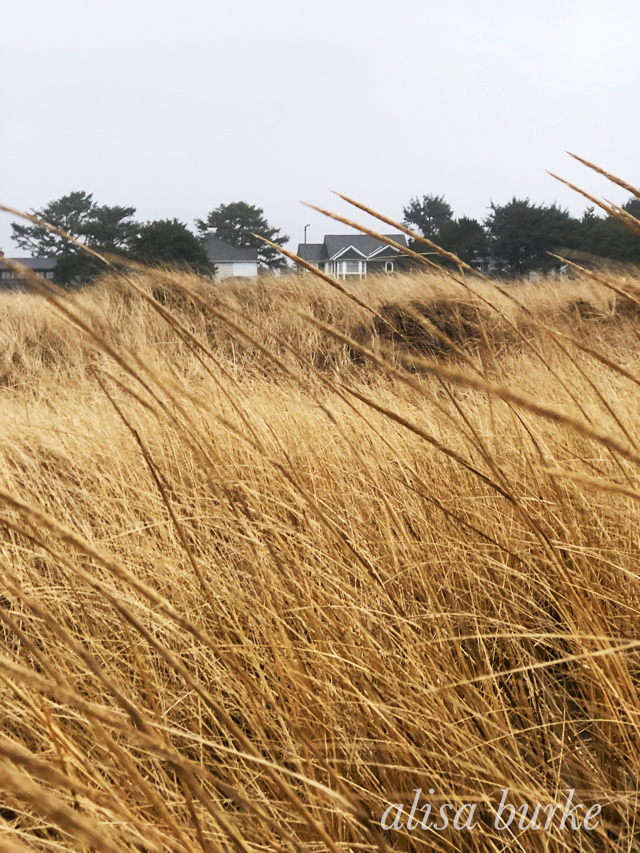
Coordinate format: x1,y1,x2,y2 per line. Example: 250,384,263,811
0,257,57,271
297,234,407,263
296,243,328,263
202,234,258,263
324,234,406,259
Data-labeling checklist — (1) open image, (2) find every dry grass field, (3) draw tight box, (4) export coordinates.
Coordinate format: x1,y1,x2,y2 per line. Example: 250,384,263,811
1,253,640,851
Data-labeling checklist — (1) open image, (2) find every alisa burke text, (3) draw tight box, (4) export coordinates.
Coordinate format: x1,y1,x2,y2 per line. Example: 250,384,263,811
381,788,602,833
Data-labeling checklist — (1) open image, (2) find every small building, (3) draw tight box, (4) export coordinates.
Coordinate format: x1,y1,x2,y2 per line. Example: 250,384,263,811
0,252,56,287
202,230,259,279
297,233,407,280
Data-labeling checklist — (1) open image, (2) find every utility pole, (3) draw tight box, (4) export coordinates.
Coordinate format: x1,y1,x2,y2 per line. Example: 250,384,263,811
301,225,311,274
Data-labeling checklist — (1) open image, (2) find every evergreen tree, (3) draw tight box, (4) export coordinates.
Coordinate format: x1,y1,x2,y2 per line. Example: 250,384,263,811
438,217,489,265
11,191,139,285
485,198,581,275
130,219,212,274
580,200,640,264
196,201,288,268
403,194,454,240
12,191,98,257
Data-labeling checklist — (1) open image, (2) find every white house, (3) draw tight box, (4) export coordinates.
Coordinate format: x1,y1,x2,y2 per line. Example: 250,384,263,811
202,230,259,279
296,233,407,280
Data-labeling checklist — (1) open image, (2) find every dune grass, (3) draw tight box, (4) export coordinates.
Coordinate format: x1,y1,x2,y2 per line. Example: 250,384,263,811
0,246,640,852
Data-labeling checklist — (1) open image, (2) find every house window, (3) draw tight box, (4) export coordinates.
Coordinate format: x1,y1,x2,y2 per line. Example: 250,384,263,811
385,261,394,273
1,271,11,280
44,271,55,279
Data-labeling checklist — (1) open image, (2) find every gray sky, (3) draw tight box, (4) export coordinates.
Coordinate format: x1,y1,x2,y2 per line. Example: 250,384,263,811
2,0,639,257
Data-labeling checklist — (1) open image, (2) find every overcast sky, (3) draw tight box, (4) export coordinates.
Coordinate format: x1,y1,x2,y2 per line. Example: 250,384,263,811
1,0,639,256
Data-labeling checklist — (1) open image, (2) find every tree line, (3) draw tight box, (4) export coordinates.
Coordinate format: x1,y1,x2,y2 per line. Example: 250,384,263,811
11,192,288,285
403,194,640,275
10,189,640,286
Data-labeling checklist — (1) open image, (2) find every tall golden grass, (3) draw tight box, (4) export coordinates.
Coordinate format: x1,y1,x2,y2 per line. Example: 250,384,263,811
1,170,640,851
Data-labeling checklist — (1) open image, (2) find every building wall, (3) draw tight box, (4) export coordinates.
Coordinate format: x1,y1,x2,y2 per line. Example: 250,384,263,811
216,262,258,279
215,263,236,279
233,262,258,277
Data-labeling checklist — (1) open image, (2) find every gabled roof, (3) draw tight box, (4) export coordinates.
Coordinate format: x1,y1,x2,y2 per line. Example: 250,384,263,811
324,234,406,260
0,257,57,271
331,245,367,260
297,234,407,263
203,234,259,263
297,243,328,263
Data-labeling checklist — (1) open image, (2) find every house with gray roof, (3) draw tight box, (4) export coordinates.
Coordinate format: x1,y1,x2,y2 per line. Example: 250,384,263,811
296,233,407,280
202,230,259,279
0,252,56,288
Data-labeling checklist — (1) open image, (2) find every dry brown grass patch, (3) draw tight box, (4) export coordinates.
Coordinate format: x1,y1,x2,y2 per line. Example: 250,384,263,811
0,264,638,850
